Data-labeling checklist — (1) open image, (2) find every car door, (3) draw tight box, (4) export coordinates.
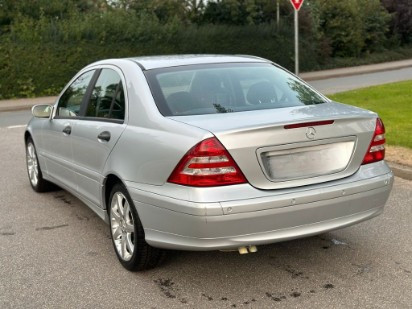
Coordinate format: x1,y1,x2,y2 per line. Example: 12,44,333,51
70,67,127,207
41,69,97,190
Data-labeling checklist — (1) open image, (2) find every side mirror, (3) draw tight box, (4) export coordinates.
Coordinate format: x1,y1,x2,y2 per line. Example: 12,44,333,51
32,104,52,118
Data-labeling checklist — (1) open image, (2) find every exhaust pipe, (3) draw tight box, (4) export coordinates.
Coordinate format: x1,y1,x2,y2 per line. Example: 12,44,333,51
220,246,258,254
248,245,258,253
238,245,258,254
238,247,248,254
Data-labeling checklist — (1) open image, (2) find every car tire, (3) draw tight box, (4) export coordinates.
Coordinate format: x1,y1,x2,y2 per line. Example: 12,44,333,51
26,138,55,192
109,183,166,271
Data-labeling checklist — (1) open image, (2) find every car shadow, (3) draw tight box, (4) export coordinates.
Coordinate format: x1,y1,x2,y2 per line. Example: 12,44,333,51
43,189,372,307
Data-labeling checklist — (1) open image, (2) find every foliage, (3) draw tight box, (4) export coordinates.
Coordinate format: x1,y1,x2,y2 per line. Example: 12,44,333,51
359,0,391,53
316,0,363,57
0,22,322,99
0,0,410,99
201,0,295,25
381,0,412,44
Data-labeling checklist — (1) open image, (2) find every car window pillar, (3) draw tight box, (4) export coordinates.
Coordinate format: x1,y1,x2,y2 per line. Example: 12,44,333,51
79,69,102,117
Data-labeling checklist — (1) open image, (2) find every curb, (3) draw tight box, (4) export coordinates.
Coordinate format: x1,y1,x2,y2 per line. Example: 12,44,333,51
0,96,57,113
300,59,412,81
0,105,36,113
388,162,412,181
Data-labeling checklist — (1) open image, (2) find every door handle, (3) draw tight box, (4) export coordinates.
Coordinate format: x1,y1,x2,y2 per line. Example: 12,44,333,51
97,131,111,142
62,126,71,135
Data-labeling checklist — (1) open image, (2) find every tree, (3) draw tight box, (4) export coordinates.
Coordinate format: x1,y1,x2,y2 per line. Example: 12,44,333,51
315,0,365,57
186,0,205,23
382,0,412,44
359,0,391,52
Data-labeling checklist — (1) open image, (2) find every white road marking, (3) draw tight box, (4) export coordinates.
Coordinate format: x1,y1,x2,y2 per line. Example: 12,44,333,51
7,125,26,129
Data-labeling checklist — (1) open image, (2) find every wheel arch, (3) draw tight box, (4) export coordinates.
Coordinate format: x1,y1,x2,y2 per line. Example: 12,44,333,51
24,130,32,145
102,173,127,212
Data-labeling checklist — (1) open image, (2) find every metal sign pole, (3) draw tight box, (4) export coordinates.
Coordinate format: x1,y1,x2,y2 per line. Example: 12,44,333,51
276,0,280,28
294,9,299,75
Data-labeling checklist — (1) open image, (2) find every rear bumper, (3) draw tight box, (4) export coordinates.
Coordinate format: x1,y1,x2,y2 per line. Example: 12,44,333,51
126,162,394,250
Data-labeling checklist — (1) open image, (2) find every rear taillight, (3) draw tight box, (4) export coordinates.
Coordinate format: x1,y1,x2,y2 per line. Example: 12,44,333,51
362,118,385,165
168,137,247,187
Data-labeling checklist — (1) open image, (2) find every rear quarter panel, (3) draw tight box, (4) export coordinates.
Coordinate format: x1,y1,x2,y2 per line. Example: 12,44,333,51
105,121,212,185
102,61,211,185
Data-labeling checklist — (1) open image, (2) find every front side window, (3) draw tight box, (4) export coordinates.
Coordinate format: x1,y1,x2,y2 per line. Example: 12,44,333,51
85,69,125,121
145,63,327,116
57,70,95,117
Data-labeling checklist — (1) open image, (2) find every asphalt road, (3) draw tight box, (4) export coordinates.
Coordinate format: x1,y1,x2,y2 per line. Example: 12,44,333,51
0,110,31,128
308,67,412,94
0,126,411,308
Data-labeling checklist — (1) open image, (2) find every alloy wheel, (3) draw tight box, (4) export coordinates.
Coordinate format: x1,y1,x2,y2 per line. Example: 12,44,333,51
27,143,39,187
110,192,135,261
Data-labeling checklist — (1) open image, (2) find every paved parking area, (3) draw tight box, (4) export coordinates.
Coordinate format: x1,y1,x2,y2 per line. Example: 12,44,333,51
0,126,411,308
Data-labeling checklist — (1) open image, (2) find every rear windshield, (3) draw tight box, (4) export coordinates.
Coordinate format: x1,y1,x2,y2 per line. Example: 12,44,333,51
145,63,327,116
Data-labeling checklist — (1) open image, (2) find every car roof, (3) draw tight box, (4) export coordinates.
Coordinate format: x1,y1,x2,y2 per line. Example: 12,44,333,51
128,54,270,70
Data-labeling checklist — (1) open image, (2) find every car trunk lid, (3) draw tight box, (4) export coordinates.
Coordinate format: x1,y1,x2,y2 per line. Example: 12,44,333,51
169,102,377,189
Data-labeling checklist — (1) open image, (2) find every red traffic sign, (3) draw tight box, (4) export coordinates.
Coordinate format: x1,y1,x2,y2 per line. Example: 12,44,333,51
290,0,304,11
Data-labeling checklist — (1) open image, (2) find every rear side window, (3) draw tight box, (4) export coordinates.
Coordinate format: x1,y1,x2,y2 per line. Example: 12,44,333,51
145,63,327,116
57,70,95,117
85,69,125,121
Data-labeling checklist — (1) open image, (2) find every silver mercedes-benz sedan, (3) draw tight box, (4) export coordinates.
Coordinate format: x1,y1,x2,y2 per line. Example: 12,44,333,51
25,55,393,271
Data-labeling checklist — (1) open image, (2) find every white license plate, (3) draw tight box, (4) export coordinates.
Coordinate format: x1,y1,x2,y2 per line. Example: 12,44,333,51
264,141,355,181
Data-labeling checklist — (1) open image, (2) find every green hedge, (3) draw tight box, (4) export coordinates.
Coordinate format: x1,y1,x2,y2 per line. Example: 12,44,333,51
0,0,411,100
2,35,412,99
0,22,323,99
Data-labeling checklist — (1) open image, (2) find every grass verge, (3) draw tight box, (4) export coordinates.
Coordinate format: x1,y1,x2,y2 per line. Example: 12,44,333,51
330,80,412,149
